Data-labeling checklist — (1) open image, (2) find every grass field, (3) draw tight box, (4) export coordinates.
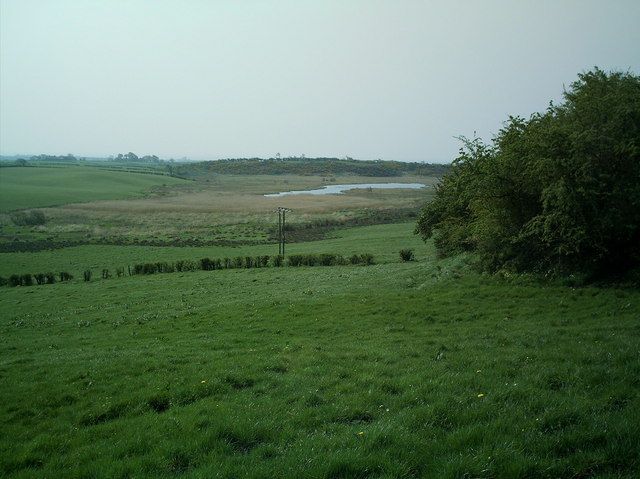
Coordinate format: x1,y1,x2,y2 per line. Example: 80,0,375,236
1,168,639,478
0,166,187,212
1,226,639,478
0,171,436,250
0,223,427,277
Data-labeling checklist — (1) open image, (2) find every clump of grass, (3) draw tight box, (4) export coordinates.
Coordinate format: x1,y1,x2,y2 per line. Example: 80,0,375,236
399,248,415,261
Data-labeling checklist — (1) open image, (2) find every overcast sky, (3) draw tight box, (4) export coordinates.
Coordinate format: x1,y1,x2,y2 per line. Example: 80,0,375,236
1,1,639,162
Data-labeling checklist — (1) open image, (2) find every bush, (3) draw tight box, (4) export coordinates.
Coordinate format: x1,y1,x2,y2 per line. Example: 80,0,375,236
416,68,640,279
20,274,33,286
175,260,197,272
10,210,46,226
233,257,244,268
116,267,124,278
319,253,346,266
272,255,284,267
101,269,111,279
199,258,215,271
359,253,375,265
287,255,303,267
83,270,92,282
399,249,415,262
155,262,173,273
45,272,56,284
9,274,21,287
59,272,73,282
288,253,354,267
133,263,162,275
34,273,46,285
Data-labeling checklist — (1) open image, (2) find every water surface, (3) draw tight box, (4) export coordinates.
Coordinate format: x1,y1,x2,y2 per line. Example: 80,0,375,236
264,182,426,197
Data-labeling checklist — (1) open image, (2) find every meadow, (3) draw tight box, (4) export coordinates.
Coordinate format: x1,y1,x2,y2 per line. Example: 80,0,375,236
0,168,436,250
1,167,639,478
0,166,187,212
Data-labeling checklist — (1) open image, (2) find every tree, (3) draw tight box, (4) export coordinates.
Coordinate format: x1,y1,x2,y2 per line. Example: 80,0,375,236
416,68,640,279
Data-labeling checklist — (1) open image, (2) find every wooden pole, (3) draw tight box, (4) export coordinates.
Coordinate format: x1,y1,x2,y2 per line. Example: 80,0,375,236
278,210,282,255
282,209,286,256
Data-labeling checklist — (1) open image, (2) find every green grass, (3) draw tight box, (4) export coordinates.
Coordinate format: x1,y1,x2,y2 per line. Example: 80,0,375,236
0,166,187,211
1,225,639,478
0,223,427,277
0,171,434,248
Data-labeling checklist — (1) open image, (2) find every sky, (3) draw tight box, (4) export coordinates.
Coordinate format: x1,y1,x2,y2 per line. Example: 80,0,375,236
1,1,639,163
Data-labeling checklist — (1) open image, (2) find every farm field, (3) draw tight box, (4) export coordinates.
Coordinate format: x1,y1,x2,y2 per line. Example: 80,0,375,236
0,166,187,212
1,228,639,478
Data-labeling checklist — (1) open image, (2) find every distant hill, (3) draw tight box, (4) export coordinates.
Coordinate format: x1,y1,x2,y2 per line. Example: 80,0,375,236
175,157,450,178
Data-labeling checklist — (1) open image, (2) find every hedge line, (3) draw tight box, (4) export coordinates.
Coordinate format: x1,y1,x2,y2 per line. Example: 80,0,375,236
0,253,375,286
0,271,73,287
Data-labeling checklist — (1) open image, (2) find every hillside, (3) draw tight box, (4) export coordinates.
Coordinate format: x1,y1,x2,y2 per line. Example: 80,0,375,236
0,166,187,212
1,223,638,477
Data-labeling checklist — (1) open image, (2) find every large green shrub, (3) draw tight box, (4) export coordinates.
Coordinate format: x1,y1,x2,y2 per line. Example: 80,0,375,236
416,68,640,279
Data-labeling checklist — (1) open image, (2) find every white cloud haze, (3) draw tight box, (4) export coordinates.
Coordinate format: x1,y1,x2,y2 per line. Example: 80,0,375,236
1,0,639,162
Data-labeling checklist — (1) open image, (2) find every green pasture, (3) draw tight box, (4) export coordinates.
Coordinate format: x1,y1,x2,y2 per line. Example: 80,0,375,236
0,166,187,212
1,242,639,477
0,223,426,278
1,166,638,477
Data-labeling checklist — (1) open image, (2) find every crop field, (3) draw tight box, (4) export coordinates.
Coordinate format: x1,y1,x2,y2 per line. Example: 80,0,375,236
1,167,639,478
0,166,187,212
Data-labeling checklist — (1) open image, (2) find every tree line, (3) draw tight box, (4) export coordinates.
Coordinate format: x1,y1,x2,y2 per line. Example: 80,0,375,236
175,157,449,178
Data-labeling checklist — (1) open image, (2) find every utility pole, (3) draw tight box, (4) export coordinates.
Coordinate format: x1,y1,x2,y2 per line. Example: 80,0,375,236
276,207,291,256
278,209,282,255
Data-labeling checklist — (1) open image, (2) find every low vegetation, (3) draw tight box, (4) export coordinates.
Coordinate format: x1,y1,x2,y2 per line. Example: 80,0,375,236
9,210,46,226
399,249,415,262
2,253,376,287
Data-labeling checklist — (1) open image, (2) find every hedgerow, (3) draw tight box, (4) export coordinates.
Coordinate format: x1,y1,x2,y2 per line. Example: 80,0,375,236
1,253,376,287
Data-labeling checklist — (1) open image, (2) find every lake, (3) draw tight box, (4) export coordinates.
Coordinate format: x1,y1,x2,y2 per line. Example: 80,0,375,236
264,182,426,197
